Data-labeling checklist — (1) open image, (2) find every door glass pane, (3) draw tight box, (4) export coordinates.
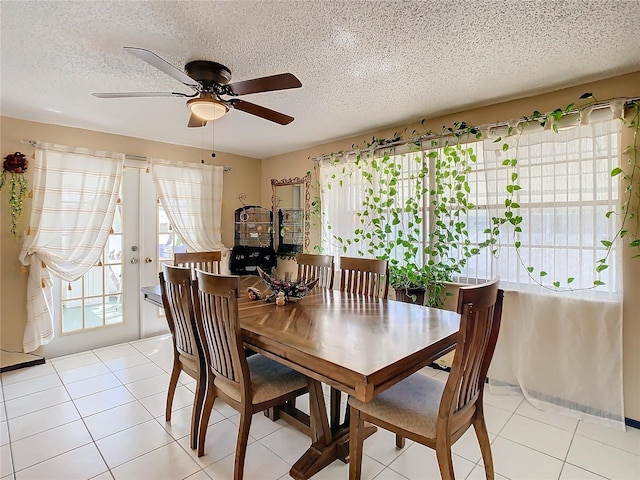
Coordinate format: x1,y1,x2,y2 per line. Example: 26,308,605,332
158,204,184,265
60,196,124,333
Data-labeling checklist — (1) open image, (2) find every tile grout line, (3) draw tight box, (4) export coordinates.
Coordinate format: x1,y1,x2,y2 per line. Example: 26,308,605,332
5,357,103,477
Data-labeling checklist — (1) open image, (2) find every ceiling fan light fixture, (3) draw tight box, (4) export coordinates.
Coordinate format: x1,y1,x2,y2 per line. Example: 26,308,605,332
187,96,229,120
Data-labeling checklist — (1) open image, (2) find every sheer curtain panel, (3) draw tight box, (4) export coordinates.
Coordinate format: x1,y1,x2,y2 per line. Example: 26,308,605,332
319,155,367,259
19,144,124,352
481,114,625,428
150,158,229,273
319,149,427,264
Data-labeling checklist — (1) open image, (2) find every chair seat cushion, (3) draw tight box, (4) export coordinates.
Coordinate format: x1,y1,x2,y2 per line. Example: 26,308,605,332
348,372,445,439
214,354,308,405
178,353,199,374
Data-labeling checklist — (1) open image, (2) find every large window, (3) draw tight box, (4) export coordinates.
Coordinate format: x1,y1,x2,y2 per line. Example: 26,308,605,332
320,118,621,297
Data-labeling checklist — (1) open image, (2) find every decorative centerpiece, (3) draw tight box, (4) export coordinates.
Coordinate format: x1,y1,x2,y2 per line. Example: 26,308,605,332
257,267,318,302
0,151,29,238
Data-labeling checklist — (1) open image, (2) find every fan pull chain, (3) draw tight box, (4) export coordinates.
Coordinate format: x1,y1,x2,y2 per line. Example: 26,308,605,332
211,119,216,158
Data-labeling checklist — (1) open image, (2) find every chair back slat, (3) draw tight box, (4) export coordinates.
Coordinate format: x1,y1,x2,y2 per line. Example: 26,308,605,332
296,253,334,289
194,272,249,389
439,279,503,425
175,251,223,280
339,256,389,299
160,264,199,357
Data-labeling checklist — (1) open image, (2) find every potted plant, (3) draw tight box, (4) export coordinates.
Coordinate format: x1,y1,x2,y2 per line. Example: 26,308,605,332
389,263,453,307
327,124,484,307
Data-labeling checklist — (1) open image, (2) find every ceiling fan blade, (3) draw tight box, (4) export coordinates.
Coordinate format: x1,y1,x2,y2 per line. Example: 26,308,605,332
229,73,301,96
92,91,194,98
124,47,200,90
187,113,208,128
230,99,294,125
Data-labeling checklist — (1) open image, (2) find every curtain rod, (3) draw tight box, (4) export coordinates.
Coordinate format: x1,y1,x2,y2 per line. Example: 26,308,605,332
20,140,232,172
310,96,640,163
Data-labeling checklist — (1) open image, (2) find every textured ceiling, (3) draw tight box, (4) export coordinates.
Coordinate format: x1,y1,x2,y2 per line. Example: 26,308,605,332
1,0,639,159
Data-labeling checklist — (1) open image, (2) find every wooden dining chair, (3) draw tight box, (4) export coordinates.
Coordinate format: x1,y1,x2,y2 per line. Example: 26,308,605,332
332,256,390,427
339,256,389,300
296,253,335,289
193,271,312,478
159,264,207,450
347,279,504,480
174,251,222,279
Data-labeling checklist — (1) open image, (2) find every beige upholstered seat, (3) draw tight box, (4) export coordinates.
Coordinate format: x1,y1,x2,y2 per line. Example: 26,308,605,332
348,279,504,480
339,256,389,299
295,253,334,289
159,264,206,450
174,251,222,279
193,271,311,479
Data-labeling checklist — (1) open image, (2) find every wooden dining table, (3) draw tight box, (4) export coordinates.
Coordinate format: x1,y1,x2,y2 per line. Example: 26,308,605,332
142,276,460,479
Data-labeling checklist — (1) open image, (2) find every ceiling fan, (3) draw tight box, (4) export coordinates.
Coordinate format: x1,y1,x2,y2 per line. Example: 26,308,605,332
93,47,302,127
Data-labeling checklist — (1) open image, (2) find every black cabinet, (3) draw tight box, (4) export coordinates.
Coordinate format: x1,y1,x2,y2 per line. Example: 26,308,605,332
229,245,277,275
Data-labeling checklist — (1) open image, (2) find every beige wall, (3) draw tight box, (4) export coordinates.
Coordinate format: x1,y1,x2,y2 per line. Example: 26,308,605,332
0,117,261,354
261,71,640,420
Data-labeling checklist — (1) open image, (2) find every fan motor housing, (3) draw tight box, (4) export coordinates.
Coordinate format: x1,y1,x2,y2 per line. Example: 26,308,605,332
185,60,232,86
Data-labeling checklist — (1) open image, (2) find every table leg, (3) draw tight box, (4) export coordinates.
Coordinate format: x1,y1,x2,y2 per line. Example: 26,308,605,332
289,380,377,478
290,379,347,479
330,386,342,431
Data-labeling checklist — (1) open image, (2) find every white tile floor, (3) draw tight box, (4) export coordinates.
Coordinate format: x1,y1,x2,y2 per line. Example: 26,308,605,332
1,334,639,480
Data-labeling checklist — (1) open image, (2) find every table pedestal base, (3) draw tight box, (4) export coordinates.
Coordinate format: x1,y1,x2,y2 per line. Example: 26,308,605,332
289,424,377,479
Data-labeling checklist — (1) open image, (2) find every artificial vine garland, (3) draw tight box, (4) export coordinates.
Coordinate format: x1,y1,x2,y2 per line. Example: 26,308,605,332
0,151,29,237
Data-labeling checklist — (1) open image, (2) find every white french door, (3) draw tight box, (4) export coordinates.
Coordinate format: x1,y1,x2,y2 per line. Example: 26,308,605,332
43,160,169,357
139,164,172,338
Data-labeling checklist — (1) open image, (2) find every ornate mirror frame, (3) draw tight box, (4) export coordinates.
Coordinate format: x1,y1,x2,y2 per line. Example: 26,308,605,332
271,173,310,259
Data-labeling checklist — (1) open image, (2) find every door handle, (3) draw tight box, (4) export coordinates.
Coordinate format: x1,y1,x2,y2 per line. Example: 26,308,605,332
130,258,139,264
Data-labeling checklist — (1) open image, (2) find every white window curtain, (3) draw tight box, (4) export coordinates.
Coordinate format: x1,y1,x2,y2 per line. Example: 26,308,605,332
18,144,123,352
319,149,427,263
476,116,622,297
319,153,373,259
150,158,229,272
480,114,625,428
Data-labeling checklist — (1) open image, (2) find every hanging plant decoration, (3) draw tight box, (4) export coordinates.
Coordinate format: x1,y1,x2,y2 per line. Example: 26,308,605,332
0,151,29,237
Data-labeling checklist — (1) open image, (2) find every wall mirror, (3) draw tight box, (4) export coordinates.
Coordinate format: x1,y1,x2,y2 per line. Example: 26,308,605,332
271,173,310,258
